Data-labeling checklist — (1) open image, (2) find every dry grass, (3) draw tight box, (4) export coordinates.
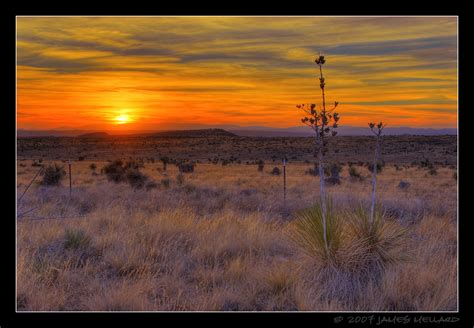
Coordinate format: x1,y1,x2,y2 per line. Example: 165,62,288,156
16,160,457,311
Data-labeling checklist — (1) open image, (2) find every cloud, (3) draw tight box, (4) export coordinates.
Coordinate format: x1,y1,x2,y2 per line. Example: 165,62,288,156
318,35,456,61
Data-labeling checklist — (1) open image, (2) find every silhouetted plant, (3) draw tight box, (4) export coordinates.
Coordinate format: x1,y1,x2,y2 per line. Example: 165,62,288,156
348,166,362,181
161,178,170,189
32,161,43,167
420,158,433,169
428,167,438,176
325,163,341,185
178,162,195,173
271,167,281,175
145,181,158,191
176,173,185,185
124,159,144,170
367,162,384,173
368,122,386,224
89,163,97,171
305,163,319,176
40,163,66,186
398,181,410,190
103,160,148,188
184,183,197,194
453,172,457,180
103,160,126,183
125,168,148,189
257,160,265,172
297,53,340,255
160,156,169,171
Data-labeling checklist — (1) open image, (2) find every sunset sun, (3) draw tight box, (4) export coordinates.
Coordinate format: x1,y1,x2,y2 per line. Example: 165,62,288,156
114,113,131,125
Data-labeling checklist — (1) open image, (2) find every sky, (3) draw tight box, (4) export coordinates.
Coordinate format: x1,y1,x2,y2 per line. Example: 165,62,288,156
16,16,458,133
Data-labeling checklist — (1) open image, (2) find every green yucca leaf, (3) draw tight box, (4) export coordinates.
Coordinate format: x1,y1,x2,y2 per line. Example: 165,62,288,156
347,204,409,269
290,199,343,264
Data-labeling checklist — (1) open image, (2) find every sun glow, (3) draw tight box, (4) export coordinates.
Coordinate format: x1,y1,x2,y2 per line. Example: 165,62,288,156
114,114,131,125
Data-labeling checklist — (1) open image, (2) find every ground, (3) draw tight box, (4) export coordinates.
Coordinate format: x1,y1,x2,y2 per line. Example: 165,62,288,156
16,136,457,311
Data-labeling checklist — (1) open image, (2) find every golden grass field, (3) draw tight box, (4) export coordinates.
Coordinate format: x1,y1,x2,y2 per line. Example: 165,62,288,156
16,157,457,311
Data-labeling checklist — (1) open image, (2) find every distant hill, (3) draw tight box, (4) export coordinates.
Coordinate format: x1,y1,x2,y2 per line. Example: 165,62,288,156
17,129,90,137
149,129,237,137
78,132,110,138
17,126,456,138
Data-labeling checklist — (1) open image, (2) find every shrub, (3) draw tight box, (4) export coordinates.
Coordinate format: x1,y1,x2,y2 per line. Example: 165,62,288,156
160,157,169,171
124,159,144,170
78,156,85,161
103,160,126,183
184,183,197,193
125,168,148,189
89,163,97,171
348,166,362,180
420,158,433,168
161,178,170,189
367,162,383,173
290,199,343,265
257,160,265,172
40,163,66,186
428,167,437,176
103,160,149,188
306,163,337,177
178,162,195,173
453,172,457,180
63,228,91,251
325,163,341,185
176,173,185,185
145,181,158,191
398,181,410,190
305,163,319,176
271,167,281,175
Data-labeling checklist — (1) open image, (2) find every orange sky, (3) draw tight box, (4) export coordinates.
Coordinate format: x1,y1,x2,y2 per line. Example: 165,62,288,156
16,16,458,132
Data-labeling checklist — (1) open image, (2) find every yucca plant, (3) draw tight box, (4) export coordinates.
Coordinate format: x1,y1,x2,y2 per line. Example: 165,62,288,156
290,199,343,265
297,53,340,255
368,122,386,224
347,204,409,272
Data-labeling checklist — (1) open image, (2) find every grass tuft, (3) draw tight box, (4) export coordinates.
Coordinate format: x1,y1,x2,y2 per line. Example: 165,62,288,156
63,228,91,251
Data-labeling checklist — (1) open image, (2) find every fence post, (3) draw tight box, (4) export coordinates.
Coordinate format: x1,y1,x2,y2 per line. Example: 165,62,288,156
68,159,72,197
283,158,287,207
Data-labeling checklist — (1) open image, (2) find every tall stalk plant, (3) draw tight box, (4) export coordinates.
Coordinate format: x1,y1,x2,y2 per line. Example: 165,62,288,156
297,54,340,254
368,122,386,224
